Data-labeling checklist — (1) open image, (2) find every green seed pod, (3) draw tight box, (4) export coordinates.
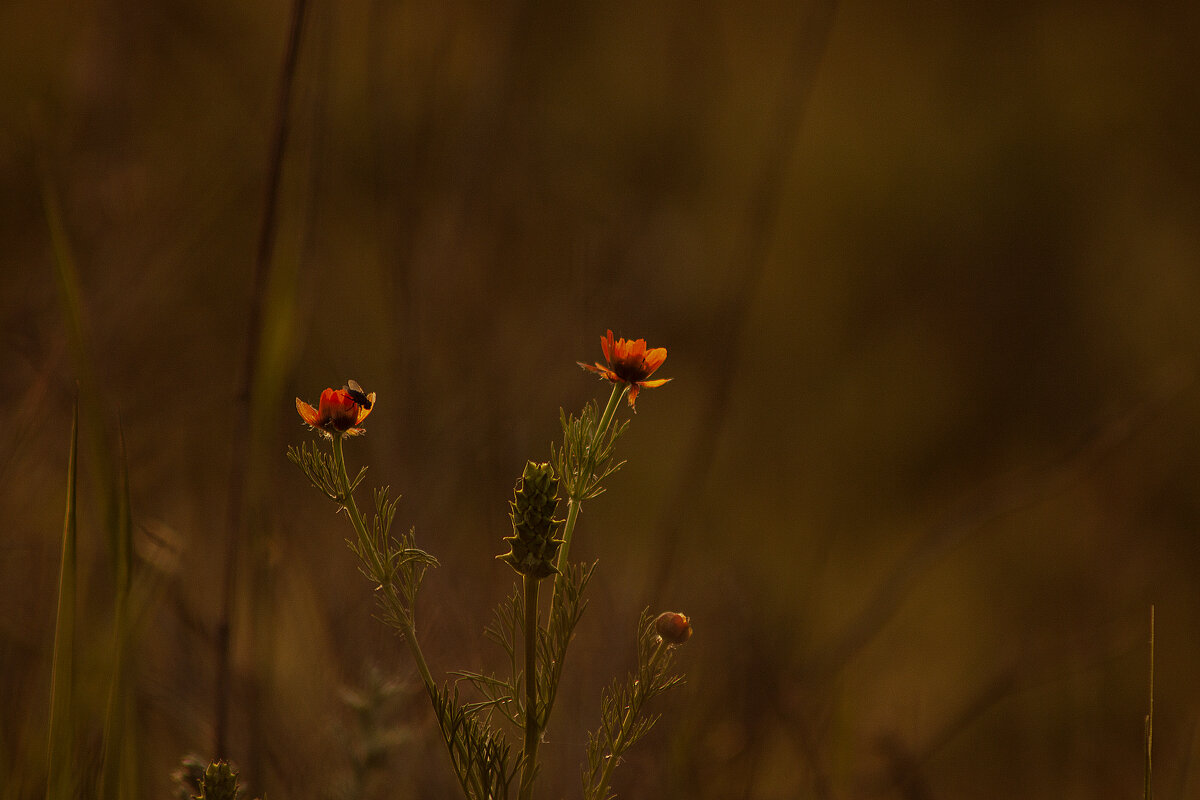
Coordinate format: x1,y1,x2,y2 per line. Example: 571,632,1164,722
498,461,563,579
199,761,241,800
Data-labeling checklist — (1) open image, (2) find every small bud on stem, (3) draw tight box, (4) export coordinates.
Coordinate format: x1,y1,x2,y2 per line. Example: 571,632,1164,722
654,611,693,645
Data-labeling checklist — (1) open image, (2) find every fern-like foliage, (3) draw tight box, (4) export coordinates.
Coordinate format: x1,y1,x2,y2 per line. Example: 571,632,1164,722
455,586,523,729
582,609,687,800
551,402,629,501
346,487,439,635
287,441,366,503
456,561,596,737
291,437,439,637
430,683,519,800
537,561,595,725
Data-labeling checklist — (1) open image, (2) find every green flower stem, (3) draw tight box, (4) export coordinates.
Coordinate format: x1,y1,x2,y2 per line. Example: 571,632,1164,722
553,383,626,589
330,435,437,694
552,499,583,597
590,383,626,470
592,638,668,799
519,574,541,800
330,435,371,561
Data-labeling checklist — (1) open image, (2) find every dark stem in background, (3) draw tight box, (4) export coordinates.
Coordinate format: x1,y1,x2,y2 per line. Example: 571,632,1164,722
214,0,310,760
1145,604,1154,800
647,0,838,596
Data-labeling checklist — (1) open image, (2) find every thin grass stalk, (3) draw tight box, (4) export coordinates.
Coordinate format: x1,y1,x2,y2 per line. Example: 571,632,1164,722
40,165,118,543
99,427,136,800
46,401,79,800
41,157,134,797
1145,604,1155,800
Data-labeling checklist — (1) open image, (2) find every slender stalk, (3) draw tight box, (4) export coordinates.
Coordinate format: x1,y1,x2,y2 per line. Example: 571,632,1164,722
550,499,583,607
330,435,437,693
1145,604,1155,800
399,599,438,695
330,436,371,559
589,384,625,470
519,575,541,800
99,428,134,800
552,383,625,601
591,639,667,799
47,401,79,800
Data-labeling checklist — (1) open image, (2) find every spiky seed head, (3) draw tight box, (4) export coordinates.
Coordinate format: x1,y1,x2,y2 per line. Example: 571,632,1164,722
498,461,563,579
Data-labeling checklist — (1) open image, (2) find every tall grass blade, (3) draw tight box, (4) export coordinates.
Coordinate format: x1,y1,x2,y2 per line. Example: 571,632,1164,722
40,174,89,393
40,168,117,537
100,425,137,800
46,400,79,800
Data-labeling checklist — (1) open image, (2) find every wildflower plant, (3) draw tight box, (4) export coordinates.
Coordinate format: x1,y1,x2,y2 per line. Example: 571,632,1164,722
289,334,690,799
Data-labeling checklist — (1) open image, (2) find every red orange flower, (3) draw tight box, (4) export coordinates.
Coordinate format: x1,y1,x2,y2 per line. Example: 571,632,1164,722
296,386,376,437
578,329,671,410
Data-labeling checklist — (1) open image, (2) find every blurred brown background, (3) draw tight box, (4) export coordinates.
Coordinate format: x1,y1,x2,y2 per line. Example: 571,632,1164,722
3,0,1200,797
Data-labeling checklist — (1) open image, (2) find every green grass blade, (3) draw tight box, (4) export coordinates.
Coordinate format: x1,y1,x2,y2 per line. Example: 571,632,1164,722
46,400,79,800
40,175,89,390
100,424,137,800
40,163,118,545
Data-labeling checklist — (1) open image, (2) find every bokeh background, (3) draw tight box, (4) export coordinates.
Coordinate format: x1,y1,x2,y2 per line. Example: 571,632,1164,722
4,0,1200,797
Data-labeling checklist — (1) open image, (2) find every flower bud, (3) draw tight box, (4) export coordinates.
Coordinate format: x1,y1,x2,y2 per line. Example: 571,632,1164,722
654,611,693,645
199,761,240,800
498,461,563,579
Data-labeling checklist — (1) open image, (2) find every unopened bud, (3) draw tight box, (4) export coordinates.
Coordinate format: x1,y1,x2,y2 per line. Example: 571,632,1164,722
654,611,692,645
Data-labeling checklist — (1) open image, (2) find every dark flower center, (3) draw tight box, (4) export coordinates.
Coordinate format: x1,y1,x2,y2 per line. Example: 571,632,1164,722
611,357,650,382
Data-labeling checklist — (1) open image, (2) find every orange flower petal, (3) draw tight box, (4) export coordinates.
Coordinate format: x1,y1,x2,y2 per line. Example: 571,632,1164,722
641,347,667,375
317,387,339,415
354,392,377,425
296,398,322,427
638,378,671,389
580,361,619,381
626,384,641,409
